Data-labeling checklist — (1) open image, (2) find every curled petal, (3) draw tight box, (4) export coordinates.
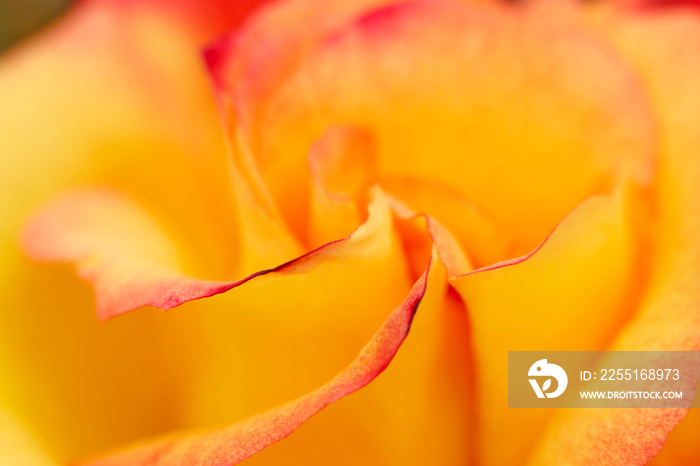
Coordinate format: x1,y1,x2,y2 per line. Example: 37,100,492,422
387,194,472,278
203,0,401,238
23,180,475,463
204,0,399,128
530,6,700,464
23,187,241,320
451,182,642,464
307,126,377,248
22,185,405,320
381,175,507,267
79,257,432,466
2,0,285,460
255,0,656,255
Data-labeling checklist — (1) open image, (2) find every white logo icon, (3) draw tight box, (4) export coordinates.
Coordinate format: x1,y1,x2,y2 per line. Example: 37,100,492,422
528,359,568,399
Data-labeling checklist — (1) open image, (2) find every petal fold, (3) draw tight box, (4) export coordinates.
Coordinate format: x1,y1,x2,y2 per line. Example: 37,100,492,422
23,187,237,320
80,258,432,466
451,182,642,464
308,126,377,248
23,185,405,321
530,6,700,464
256,0,656,255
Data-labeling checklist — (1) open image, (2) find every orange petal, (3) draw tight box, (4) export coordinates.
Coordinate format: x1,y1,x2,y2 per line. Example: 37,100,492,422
0,0,249,459
238,247,473,466
1,0,242,279
79,257,432,466
255,0,656,256
227,130,305,274
81,225,475,465
24,181,476,464
22,187,239,320
381,175,508,267
530,6,700,464
386,193,473,279
233,207,472,465
163,188,424,458
94,0,269,45
307,126,377,248
203,0,400,239
450,181,643,464
22,185,406,321
0,409,56,466
204,0,399,129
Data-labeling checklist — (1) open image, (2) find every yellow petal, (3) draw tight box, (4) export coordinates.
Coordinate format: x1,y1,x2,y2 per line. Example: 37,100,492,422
307,126,376,248
26,183,449,461
244,243,473,465
80,212,476,465
451,181,642,464
204,0,399,240
0,409,55,466
531,5,700,464
80,257,431,466
0,0,246,460
380,175,507,267
254,0,656,255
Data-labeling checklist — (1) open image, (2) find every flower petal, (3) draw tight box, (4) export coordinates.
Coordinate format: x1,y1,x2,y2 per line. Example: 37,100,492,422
1,0,242,280
203,0,400,240
79,256,432,466
0,409,56,466
255,0,656,255
24,177,478,464
238,249,473,466
381,175,508,267
204,0,399,129
529,6,700,464
0,0,249,459
22,187,238,320
450,182,643,464
80,215,476,465
23,184,408,320
307,126,377,248
94,0,268,45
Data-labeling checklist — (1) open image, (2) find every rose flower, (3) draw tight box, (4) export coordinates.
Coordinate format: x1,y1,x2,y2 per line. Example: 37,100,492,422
2,0,700,464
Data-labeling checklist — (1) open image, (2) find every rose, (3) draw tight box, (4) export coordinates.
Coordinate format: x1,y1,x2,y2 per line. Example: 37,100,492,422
3,0,700,464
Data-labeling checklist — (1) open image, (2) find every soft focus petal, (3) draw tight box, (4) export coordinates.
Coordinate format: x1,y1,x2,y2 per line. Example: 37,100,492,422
94,0,269,45
177,203,469,465
243,237,473,465
307,126,376,248
80,261,430,465
204,0,398,130
451,182,643,464
253,0,656,255
83,212,476,465
530,5,700,464
381,175,506,267
22,186,398,320
0,409,56,466
204,0,400,241
0,0,245,460
22,187,239,320
26,185,450,463
0,0,240,279
25,170,480,464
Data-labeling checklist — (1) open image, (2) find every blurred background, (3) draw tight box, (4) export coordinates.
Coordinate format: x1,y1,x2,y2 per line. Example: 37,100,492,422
0,0,72,52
